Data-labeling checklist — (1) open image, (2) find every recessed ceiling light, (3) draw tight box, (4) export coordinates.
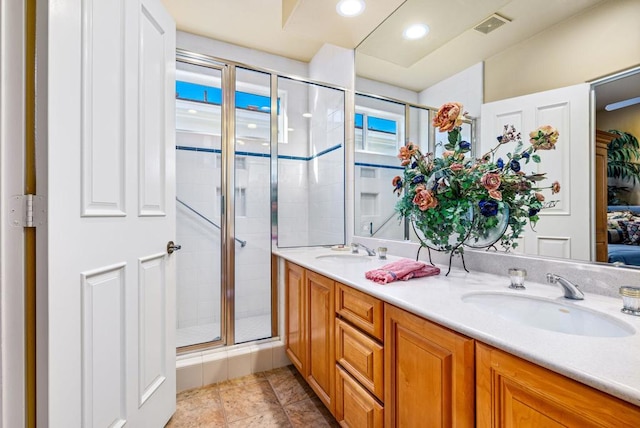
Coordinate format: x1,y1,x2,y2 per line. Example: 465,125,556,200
261,142,269,146
336,0,365,17
247,123,257,129
302,113,312,118
605,96,640,111
288,128,295,132
237,140,245,145
403,24,429,40
188,109,198,114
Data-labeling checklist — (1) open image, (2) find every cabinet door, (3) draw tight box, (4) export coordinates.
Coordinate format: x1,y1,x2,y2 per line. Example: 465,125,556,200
335,365,384,428
384,304,475,427
476,343,640,427
306,270,335,414
285,262,306,374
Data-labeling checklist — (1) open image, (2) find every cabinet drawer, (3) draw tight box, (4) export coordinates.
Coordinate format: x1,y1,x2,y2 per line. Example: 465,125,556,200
335,283,384,341
336,318,384,401
335,365,384,428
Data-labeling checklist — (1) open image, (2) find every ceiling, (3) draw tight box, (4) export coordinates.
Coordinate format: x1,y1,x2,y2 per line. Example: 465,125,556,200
160,0,404,62
162,0,639,109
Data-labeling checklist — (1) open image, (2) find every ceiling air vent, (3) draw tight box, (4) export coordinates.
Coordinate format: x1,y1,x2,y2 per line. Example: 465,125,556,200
474,13,511,35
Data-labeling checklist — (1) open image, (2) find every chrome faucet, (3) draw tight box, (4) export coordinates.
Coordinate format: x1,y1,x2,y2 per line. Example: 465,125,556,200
351,242,376,256
546,273,584,300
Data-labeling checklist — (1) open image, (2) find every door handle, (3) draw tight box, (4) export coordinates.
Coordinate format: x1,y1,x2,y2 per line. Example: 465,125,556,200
167,241,182,254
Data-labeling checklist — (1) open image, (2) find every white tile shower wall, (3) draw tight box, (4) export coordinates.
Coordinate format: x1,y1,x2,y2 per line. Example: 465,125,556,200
277,159,310,247
307,84,345,245
234,156,272,320
176,148,222,330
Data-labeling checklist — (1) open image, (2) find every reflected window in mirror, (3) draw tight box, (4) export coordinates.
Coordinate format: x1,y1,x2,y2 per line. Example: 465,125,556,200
354,95,407,240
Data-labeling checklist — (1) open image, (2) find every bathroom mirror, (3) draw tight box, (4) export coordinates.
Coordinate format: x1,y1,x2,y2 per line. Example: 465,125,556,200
354,0,640,266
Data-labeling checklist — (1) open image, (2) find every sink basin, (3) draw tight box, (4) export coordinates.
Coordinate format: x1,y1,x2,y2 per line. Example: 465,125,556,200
315,254,372,264
462,292,635,337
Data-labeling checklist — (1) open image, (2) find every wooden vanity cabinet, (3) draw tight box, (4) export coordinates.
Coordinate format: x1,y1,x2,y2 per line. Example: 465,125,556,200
284,262,336,413
335,365,384,428
284,261,306,375
334,283,385,427
306,270,336,413
285,262,640,427
476,343,640,427
384,303,475,427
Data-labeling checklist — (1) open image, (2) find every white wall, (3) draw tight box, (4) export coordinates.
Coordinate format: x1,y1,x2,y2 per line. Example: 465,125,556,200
419,62,483,118
356,76,419,104
177,31,308,78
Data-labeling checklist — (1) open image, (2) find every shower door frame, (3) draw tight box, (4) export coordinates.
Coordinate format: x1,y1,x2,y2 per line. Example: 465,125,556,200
175,50,281,353
176,48,349,353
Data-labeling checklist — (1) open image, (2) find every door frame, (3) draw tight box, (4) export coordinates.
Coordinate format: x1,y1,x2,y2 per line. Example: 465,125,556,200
0,1,28,427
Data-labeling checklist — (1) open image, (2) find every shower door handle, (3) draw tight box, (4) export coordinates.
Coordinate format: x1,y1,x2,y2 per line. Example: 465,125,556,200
167,241,182,254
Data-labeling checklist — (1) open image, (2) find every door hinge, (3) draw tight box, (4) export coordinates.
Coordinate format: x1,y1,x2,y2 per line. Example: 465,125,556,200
9,194,46,228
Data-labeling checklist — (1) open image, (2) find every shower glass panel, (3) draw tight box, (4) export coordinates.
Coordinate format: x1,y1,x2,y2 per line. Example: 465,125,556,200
233,67,273,344
354,94,406,240
175,61,224,348
277,77,346,248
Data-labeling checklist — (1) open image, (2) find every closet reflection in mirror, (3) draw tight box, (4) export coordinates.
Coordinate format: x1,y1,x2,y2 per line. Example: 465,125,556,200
353,93,474,241
354,0,640,265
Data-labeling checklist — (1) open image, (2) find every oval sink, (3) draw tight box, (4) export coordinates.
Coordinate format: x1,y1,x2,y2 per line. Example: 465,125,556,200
462,292,635,337
315,254,372,264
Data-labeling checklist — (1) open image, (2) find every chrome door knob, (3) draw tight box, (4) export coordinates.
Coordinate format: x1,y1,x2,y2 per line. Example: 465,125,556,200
167,241,182,254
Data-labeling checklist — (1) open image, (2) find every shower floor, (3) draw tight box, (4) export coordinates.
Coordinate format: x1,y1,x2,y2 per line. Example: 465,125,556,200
177,313,272,348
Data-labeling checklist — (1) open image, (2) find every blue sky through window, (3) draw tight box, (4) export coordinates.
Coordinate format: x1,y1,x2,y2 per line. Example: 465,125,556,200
176,81,278,113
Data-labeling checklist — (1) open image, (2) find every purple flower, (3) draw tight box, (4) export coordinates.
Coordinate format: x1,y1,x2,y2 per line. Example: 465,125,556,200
496,158,504,169
522,152,530,159
510,159,521,172
411,161,418,169
528,207,540,217
412,174,425,184
496,135,503,143
478,200,499,217
459,140,471,150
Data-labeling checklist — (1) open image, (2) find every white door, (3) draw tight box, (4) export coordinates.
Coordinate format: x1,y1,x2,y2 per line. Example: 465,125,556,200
41,0,176,426
480,84,591,261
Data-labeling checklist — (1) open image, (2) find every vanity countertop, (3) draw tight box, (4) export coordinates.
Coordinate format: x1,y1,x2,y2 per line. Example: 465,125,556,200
274,246,640,407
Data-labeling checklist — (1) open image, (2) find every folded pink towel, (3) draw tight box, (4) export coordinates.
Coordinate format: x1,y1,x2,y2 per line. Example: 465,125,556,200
365,258,440,284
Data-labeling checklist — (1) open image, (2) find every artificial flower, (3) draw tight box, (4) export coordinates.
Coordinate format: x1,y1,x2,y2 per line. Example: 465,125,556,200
394,102,562,252
432,102,465,132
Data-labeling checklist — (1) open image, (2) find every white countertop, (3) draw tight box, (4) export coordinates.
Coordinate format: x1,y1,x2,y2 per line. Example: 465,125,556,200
274,246,640,407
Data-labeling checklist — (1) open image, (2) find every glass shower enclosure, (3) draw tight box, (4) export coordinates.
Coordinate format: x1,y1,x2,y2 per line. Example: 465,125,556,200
174,51,346,351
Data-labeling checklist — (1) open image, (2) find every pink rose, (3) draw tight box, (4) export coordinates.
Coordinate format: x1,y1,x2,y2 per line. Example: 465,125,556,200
450,163,464,172
481,173,501,191
413,189,438,211
535,192,545,202
489,189,502,201
551,181,561,194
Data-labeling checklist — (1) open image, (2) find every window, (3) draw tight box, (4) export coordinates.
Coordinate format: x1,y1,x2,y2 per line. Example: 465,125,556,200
355,110,403,155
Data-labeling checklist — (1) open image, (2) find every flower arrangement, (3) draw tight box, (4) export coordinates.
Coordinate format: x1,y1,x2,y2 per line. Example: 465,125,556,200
393,102,561,252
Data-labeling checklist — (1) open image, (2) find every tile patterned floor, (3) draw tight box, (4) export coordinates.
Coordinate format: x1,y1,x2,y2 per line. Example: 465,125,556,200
166,365,339,427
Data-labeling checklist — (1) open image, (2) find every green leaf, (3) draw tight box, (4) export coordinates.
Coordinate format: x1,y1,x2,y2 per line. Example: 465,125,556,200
532,154,541,163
